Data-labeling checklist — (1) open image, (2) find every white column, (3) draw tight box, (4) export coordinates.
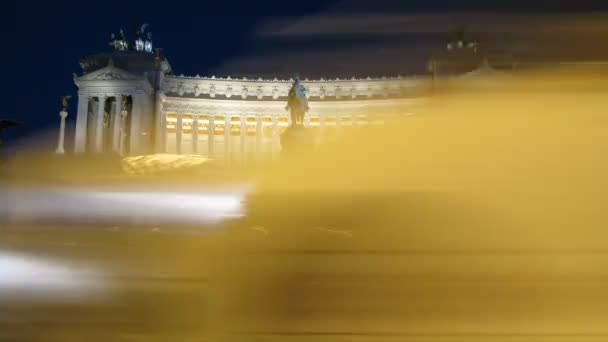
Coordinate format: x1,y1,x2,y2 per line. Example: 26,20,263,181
55,111,68,154
154,94,164,153
113,95,122,152
271,116,279,159
240,116,247,163
74,95,89,153
120,108,128,156
208,115,215,157
224,115,231,164
256,116,263,157
192,114,199,154
176,112,183,155
159,109,167,153
130,94,145,155
319,112,326,145
95,96,106,153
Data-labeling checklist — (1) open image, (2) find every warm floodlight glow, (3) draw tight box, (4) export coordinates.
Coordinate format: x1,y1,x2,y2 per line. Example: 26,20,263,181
121,153,212,175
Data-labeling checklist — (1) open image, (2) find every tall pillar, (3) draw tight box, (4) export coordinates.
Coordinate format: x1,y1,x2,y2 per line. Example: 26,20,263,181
55,110,68,154
130,94,145,155
176,112,183,155
208,115,215,157
319,112,326,145
154,95,164,153
160,109,167,153
256,116,263,156
74,94,89,153
95,96,106,153
120,108,128,156
240,116,247,163
224,115,231,164
271,116,279,159
113,95,122,153
192,114,199,154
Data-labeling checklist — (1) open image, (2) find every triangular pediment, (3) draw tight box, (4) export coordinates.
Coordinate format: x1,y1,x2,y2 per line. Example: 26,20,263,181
77,59,140,81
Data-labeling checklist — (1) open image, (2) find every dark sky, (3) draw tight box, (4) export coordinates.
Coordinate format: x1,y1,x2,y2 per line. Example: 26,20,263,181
1,0,607,151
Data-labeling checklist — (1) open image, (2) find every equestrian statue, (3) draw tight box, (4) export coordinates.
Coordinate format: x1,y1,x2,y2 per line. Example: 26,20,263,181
285,75,309,126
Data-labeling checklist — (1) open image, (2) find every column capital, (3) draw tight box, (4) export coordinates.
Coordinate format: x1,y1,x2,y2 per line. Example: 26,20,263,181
59,111,68,118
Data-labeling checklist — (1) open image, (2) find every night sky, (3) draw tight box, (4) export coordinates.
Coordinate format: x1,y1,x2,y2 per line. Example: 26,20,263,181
1,0,607,152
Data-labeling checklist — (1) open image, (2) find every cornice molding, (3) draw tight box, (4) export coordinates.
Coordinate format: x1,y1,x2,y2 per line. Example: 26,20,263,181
163,75,432,101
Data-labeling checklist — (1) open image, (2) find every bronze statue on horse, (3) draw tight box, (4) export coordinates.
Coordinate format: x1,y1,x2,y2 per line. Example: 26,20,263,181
285,75,309,126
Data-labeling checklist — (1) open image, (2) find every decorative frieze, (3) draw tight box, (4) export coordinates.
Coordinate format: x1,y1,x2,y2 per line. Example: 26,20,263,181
162,74,431,100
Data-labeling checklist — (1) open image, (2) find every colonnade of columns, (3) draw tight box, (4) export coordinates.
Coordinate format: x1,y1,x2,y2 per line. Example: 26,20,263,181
168,113,281,161
162,112,376,161
74,94,132,154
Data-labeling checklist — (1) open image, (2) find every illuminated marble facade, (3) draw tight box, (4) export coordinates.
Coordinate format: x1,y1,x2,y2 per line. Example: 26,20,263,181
73,50,432,163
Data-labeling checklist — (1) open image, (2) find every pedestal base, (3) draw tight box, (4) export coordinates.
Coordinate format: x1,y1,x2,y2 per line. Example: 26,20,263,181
279,125,315,158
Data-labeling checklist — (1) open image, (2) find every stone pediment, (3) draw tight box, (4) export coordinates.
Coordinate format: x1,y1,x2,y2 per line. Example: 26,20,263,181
76,59,140,82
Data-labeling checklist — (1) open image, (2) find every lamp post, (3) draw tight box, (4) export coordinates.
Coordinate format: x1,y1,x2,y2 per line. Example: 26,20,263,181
56,95,71,154
55,110,68,154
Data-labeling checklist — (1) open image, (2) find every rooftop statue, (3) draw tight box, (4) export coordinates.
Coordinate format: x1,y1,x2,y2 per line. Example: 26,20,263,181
133,23,151,52
109,29,129,51
60,95,71,111
285,75,309,126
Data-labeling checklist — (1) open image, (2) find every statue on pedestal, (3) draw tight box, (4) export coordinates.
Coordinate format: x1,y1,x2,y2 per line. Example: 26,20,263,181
60,95,71,111
281,75,313,156
285,75,309,126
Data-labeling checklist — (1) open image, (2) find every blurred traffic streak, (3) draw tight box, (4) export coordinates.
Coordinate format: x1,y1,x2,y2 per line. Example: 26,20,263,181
2,67,608,341
0,250,106,298
0,187,246,228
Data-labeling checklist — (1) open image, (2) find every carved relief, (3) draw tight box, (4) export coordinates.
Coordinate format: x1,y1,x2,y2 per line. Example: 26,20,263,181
272,86,279,99
335,86,342,99
319,86,326,100
94,71,127,80
226,85,233,98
